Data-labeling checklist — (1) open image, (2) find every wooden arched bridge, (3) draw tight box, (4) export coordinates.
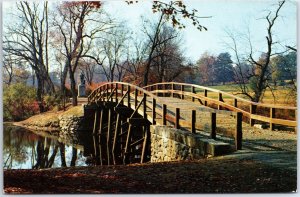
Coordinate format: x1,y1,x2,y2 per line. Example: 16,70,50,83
85,82,297,165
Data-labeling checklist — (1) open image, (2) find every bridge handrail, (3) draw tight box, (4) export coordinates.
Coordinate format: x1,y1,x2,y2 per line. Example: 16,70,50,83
88,82,237,116
144,82,297,109
144,82,297,129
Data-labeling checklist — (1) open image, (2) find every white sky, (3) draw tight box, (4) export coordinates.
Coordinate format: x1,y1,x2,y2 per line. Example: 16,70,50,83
2,0,297,63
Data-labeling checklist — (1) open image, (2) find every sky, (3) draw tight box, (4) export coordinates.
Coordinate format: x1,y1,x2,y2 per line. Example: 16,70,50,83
2,0,297,63
102,0,297,62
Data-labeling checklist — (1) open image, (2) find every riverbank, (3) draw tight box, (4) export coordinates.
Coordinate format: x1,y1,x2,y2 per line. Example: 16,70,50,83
12,105,84,135
4,157,296,194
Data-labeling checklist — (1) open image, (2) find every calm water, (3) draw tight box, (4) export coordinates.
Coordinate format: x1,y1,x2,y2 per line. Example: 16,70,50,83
3,123,93,169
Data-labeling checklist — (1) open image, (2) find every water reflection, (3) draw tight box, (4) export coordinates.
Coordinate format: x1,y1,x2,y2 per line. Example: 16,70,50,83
3,124,87,169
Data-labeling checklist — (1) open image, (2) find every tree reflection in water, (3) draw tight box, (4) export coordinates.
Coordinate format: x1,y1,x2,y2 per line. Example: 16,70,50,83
3,124,86,169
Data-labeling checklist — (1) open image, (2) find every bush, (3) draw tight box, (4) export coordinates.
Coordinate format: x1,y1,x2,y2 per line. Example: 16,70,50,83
3,83,40,121
43,94,63,111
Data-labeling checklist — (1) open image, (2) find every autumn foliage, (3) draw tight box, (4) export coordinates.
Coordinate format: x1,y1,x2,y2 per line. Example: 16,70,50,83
3,83,40,121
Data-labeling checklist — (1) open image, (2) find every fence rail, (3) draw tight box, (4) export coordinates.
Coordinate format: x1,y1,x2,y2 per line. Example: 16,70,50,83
144,82,297,130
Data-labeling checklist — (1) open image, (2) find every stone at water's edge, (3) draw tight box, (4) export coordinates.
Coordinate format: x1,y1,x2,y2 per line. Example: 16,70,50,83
150,125,233,162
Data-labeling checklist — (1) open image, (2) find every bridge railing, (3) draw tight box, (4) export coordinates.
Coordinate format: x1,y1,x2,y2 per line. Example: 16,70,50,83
88,82,243,150
144,82,297,131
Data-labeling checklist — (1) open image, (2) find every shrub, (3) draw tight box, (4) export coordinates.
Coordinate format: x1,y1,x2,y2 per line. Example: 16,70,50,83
3,83,40,121
43,94,63,111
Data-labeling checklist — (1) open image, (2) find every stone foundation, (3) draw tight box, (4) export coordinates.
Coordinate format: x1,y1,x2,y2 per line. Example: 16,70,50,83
150,125,232,162
58,115,84,144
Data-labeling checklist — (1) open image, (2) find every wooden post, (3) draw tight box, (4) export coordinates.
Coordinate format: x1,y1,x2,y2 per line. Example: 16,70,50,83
250,104,256,126
121,84,124,104
111,84,113,101
152,98,156,125
234,98,238,108
218,93,222,110
127,86,131,108
115,84,118,102
163,104,167,125
134,89,138,108
141,126,149,163
98,109,104,166
175,108,180,129
93,110,98,134
171,83,174,97
143,93,147,118
181,85,184,100
98,110,103,134
99,88,102,101
210,112,216,139
106,84,109,101
235,112,243,150
112,113,120,154
204,89,208,106
191,110,196,133
163,84,166,97
123,124,132,164
107,109,112,165
270,107,275,131
191,86,195,102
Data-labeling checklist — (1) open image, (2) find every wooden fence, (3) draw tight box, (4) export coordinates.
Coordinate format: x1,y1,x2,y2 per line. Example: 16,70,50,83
144,82,297,131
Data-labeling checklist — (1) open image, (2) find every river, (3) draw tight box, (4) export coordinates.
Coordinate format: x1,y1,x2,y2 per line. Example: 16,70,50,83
3,123,94,169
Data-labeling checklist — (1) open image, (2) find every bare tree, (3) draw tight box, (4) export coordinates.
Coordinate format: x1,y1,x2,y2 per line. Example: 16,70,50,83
225,0,287,102
151,24,186,83
3,2,55,112
53,2,113,106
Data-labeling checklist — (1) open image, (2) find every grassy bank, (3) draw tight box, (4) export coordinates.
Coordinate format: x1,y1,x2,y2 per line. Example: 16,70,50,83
13,106,84,133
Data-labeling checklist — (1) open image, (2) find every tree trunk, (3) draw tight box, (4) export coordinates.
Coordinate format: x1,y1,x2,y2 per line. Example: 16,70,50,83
69,68,78,106
59,143,67,167
36,74,45,112
70,148,77,167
